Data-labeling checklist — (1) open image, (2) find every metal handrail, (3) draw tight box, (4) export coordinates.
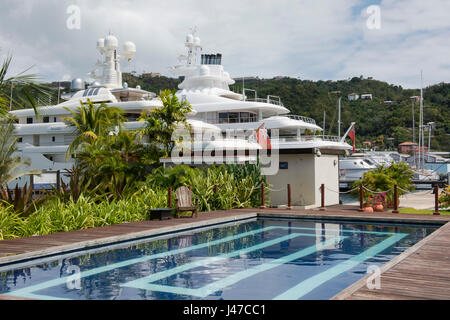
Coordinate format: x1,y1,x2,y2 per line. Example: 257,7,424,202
279,135,341,143
285,115,317,125
245,97,284,107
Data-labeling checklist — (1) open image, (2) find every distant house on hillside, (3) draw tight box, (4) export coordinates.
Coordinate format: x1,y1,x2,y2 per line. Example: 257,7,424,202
384,100,393,105
398,142,429,154
348,93,359,101
361,94,373,100
142,72,162,78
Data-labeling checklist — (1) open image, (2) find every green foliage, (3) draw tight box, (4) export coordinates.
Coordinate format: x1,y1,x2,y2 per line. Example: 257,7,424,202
0,53,51,117
439,185,450,209
63,99,124,158
352,162,415,205
0,119,40,187
139,89,192,157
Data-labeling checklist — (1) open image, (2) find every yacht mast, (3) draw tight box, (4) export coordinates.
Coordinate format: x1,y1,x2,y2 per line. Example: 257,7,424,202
419,71,424,171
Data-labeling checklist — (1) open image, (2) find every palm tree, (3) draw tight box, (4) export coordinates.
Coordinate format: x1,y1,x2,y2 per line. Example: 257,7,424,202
0,53,51,117
75,129,153,199
140,90,192,157
62,99,124,158
0,119,40,187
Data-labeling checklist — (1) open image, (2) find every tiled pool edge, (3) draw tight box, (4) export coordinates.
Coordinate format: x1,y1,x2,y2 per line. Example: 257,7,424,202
331,220,450,300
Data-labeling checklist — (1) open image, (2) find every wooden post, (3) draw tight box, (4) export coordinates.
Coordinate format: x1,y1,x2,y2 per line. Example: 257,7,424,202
434,185,440,215
260,183,266,209
320,184,326,211
30,174,34,191
358,184,364,212
168,187,173,208
287,184,292,210
56,170,61,192
214,184,218,194
392,184,399,214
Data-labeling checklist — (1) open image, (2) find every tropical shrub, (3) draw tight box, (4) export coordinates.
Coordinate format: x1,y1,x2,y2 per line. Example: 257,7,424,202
439,185,450,209
352,162,415,205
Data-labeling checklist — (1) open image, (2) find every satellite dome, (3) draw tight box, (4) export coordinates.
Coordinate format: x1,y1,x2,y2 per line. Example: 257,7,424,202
71,78,85,91
123,82,128,88
105,35,119,49
223,72,230,79
194,36,201,46
90,81,101,87
123,41,136,59
200,65,210,76
186,34,194,44
136,85,141,90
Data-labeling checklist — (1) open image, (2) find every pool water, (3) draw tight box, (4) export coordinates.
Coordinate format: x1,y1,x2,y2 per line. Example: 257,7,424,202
0,218,437,300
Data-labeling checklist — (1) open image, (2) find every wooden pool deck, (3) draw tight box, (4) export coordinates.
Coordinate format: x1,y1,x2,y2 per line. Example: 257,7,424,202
1,205,449,300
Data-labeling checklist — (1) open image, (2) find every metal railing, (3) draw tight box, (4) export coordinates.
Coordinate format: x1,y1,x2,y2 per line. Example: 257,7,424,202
285,115,317,125
279,135,341,143
245,97,285,107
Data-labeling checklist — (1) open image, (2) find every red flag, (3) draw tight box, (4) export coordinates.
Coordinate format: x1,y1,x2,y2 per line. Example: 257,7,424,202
348,127,356,152
256,124,271,150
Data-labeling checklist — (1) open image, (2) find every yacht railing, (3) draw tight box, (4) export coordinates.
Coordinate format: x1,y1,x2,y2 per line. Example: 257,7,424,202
245,97,285,107
285,115,317,125
279,135,341,143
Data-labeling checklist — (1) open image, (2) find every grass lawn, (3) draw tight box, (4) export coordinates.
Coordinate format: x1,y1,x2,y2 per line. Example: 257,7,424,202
393,208,450,215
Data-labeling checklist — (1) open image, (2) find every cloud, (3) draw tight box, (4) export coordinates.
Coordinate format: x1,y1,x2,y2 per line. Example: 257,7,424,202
0,0,448,88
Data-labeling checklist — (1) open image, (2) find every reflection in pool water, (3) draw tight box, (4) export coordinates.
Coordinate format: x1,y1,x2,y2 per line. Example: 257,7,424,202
0,219,437,300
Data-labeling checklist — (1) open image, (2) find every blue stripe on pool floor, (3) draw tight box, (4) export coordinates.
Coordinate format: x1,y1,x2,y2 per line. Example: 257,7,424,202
273,233,408,300
5,226,279,299
123,235,347,297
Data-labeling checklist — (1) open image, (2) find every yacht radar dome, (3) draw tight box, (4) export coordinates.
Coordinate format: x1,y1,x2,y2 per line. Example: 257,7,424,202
104,35,119,50
71,78,85,91
186,34,194,44
122,41,136,61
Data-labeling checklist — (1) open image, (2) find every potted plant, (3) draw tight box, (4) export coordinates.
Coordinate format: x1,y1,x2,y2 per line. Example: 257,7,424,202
373,193,385,212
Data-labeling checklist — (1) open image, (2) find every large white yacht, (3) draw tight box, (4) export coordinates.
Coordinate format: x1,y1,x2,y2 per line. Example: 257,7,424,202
169,31,351,153
8,34,224,188
8,30,352,209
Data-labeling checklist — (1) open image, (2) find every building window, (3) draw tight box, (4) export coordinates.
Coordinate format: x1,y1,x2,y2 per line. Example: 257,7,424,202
43,116,50,123
18,137,23,143
52,136,56,142
279,162,289,170
27,117,33,124
54,117,57,122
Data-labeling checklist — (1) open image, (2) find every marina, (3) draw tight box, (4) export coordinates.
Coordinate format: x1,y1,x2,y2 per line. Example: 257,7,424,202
0,1,449,304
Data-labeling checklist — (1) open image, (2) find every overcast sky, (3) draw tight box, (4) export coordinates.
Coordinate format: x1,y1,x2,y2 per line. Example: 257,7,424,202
0,0,449,88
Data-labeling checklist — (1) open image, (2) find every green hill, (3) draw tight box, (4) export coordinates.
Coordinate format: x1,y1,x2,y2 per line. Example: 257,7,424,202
120,73,449,151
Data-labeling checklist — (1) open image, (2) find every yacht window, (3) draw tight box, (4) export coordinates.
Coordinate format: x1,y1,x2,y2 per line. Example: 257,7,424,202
52,136,56,142
27,117,33,124
228,113,239,123
43,116,50,123
219,113,228,124
93,88,100,95
18,137,23,143
54,117,57,122
353,162,357,165
83,90,89,97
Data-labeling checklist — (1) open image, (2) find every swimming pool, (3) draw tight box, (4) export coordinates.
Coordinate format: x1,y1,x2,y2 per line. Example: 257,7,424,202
0,218,438,300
